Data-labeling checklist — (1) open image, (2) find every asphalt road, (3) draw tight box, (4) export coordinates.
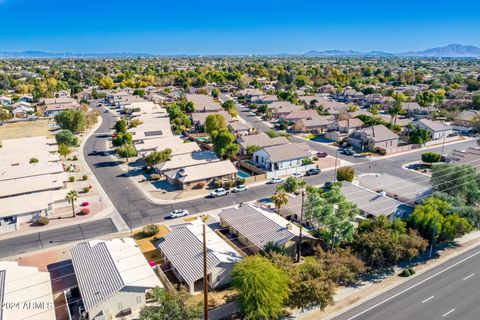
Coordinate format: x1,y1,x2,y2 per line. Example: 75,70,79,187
331,246,480,320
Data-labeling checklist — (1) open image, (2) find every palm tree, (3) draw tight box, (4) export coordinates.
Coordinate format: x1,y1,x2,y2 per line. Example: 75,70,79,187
66,190,79,218
271,189,288,215
297,179,306,262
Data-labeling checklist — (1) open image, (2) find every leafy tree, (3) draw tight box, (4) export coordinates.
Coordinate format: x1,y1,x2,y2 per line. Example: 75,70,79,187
116,144,137,162
133,89,145,97
0,108,12,124
58,144,71,159
114,119,127,133
54,109,87,133
99,76,115,89
144,148,172,168
211,88,219,98
304,185,358,249
246,144,261,156
409,127,430,144
112,132,133,147
271,189,289,215
222,99,237,117
139,287,201,320
314,248,365,285
55,129,78,146
66,190,79,218
232,256,289,320
265,129,280,138
336,166,355,182
408,197,472,242
282,176,299,194
431,163,480,205
205,114,227,135
211,128,238,158
421,152,441,165
353,216,428,269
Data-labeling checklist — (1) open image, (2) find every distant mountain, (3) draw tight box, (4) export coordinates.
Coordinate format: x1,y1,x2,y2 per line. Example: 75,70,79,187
304,50,393,57
0,51,157,58
399,44,480,57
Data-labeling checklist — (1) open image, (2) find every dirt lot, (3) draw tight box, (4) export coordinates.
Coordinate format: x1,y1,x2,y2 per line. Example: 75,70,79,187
0,119,57,140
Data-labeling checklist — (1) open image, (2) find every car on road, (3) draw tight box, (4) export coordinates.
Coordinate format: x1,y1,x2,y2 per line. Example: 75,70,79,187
291,172,303,179
80,201,89,207
90,150,98,155
316,152,328,158
231,184,248,193
305,168,321,176
168,209,189,219
342,148,356,156
324,181,334,188
353,153,366,158
209,188,230,198
268,177,285,184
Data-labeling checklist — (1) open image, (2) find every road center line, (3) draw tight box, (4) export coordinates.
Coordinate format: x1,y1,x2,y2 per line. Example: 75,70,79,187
442,309,455,317
345,250,480,320
462,273,474,280
422,296,434,303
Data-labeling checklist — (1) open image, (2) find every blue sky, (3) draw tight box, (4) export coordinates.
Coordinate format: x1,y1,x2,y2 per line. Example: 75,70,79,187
0,0,479,54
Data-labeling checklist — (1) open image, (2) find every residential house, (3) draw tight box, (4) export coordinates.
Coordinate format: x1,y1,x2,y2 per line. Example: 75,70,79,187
185,94,223,113
11,102,34,118
252,94,279,104
412,119,453,140
452,110,480,133
0,261,55,320
236,132,289,155
268,101,302,118
70,238,162,320
325,118,364,142
164,160,237,190
155,150,219,174
294,115,335,133
191,110,233,132
0,95,12,105
252,143,312,172
349,124,399,153
281,109,319,123
228,121,253,136
157,220,242,294
39,96,80,116
218,204,315,258
402,102,437,120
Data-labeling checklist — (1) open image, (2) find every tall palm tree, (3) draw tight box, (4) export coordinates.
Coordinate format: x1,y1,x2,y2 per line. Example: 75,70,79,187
66,190,79,218
271,189,288,215
297,179,306,262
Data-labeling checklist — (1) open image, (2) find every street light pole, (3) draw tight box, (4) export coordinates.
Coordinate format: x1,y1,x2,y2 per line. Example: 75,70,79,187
296,180,306,263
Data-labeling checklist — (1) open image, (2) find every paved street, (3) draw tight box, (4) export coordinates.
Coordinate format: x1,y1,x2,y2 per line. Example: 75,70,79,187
332,246,480,320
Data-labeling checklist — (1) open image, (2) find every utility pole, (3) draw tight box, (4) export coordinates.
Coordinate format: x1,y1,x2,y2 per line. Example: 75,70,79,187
333,149,339,182
296,180,306,263
429,214,439,258
441,132,446,156
201,214,209,320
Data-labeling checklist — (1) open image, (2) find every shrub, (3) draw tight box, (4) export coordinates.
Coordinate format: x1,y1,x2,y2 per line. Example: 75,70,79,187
214,179,223,188
236,177,246,185
150,173,161,181
82,175,88,180
375,148,387,156
143,224,159,237
69,176,75,182
337,166,355,182
223,180,235,189
37,216,49,226
196,182,206,189
82,187,90,193
81,208,90,215
400,269,412,277
29,157,39,164
408,268,416,275
421,152,441,164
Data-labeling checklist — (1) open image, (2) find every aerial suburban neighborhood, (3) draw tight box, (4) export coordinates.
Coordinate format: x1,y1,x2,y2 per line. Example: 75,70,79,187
1,1,480,320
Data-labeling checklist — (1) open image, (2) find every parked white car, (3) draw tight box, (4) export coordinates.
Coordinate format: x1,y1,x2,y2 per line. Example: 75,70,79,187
268,177,285,184
168,209,189,219
209,188,230,198
232,184,248,193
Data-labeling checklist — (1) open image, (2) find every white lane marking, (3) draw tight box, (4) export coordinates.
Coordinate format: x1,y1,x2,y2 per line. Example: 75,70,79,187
345,250,480,320
462,273,474,281
442,309,455,317
422,296,434,303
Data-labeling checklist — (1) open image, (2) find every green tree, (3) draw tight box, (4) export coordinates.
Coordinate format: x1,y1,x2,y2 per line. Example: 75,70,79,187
232,256,290,320
336,166,355,182
246,144,261,156
144,148,172,168
114,119,127,133
304,185,358,249
409,127,431,144
116,144,137,163
66,190,79,218
271,189,289,215
99,76,115,89
0,108,12,124
55,129,78,146
431,164,480,205
211,128,238,158
205,114,227,135
112,132,133,147
139,287,201,320
54,109,87,133
222,99,237,117
282,176,299,194
211,88,219,98
58,144,71,159
408,197,472,242
421,152,441,165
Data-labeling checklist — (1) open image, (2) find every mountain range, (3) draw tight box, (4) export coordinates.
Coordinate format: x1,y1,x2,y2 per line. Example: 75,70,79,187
0,44,479,58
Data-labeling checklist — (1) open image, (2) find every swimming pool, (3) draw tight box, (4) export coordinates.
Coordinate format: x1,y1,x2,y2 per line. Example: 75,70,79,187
237,170,251,178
